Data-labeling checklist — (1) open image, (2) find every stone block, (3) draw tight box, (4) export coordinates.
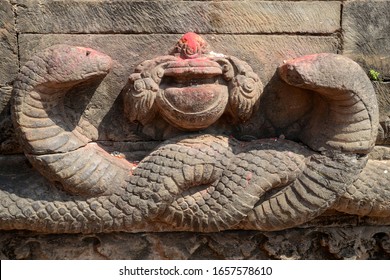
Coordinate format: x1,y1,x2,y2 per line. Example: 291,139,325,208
343,1,390,77
15,0,340,34
0,0,18,85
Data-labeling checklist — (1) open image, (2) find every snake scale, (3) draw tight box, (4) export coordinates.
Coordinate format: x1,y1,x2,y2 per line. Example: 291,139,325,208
0,44,389,233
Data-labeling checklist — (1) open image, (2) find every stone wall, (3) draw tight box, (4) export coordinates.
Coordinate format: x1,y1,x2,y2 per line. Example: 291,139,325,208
0,0,390,259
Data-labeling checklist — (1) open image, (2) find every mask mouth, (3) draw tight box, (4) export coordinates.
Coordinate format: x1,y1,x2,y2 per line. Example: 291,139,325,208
161,58,226,91
157,88,229,130
160,75,224,90
163,58,223,79
147,57,230,131
161,84,228,113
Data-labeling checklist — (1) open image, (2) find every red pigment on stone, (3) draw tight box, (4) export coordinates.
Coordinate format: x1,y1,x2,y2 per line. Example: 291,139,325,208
180,32,201,52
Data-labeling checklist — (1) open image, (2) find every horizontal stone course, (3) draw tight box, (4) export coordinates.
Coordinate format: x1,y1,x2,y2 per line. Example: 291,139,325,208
15,0,341,34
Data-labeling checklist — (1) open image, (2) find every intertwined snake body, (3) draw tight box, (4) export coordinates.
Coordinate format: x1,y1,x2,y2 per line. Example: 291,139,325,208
0,44,389,233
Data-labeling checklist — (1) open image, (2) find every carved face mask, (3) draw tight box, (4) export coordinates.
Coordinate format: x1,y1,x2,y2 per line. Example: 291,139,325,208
123,32,263,135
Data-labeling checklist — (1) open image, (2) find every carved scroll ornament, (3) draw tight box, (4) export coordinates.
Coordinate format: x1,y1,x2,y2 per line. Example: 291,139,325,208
1,33,389,233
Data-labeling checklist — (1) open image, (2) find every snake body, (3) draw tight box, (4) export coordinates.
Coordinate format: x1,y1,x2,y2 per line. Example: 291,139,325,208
0,45,389,233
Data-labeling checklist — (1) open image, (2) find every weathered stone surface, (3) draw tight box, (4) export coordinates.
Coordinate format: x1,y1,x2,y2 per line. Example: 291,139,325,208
1,226,390,260
343,1,390,77
373,82,390,120
372,82,390,144
0,86,21,154
0,1,18,153
0,86,11,114
370,145,390,161
15,0,340,34
0,0,18,85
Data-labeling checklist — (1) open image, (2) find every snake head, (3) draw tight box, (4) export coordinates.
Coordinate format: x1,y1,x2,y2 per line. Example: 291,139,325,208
40,45,113,85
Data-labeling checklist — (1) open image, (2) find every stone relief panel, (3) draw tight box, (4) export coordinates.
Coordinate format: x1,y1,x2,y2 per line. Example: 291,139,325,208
1,33,390,234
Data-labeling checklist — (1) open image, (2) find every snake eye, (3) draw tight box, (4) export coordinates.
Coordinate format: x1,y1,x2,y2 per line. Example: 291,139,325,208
86,50,91,56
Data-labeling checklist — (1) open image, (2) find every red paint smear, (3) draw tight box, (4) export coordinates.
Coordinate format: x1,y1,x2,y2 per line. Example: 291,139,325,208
181,32,201,53
246,172,252,182
284,53,320,65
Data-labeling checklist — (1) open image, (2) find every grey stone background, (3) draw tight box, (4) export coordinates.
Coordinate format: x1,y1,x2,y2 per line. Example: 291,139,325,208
0,0,389,259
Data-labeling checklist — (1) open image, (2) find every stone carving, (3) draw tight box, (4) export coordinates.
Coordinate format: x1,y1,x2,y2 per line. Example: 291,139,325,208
1,33,389,233
122,32,262,139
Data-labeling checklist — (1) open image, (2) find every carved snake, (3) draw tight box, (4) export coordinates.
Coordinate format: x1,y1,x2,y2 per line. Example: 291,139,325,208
1,45,389,233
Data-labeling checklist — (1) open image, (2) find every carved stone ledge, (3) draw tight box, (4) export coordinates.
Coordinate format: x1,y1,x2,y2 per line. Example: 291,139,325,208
1,226,390,260
1,33,390,237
